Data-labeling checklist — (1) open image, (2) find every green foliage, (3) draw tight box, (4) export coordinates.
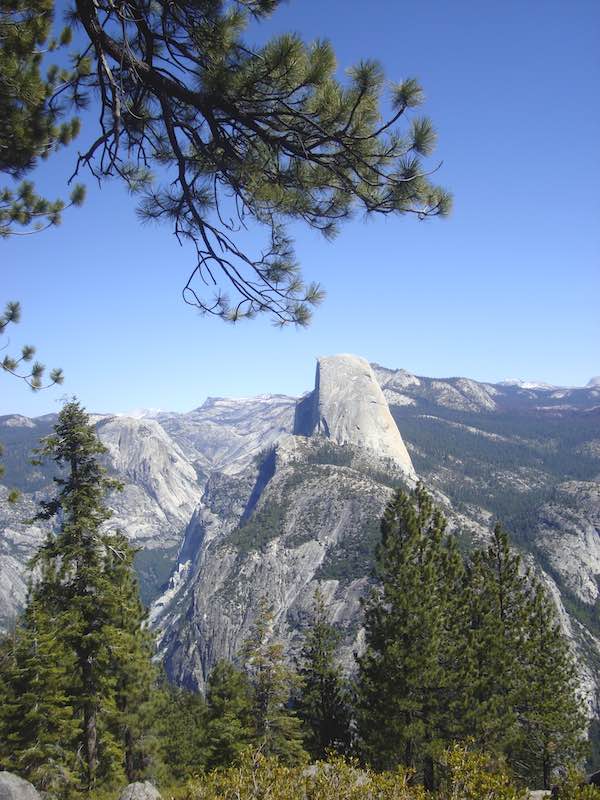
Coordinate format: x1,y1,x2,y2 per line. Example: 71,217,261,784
153,682,207,782
0,401,157,791
4,0,448,322
0,601,80,792
0,0,84,235
229,498,287,553
181,746,536,800
356,484,470,788
0,301,63,390
204,660,254,769
553,768,600,800
356,486,588,790
512,586,588,787
241,599,307,765
464,526,587,787
391,404,600,543
439,745,526,800
315,516,382,582
185,750,426,800
296,589,352,759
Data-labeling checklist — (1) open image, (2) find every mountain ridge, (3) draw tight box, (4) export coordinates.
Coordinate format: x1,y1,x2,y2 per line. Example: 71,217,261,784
1,354,599,717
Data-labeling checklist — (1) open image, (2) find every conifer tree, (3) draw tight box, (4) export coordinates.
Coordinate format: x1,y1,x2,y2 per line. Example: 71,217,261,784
462,524,587,787
2,400,157,789
463,524,531,756
4,0,450,319
512,586,587,788
297,589,351,759
153,682,207,781
204,660,254,769
1,0,85,236
105,531,158,781
242,599,307,765
356,484,469,789
0,600,80,791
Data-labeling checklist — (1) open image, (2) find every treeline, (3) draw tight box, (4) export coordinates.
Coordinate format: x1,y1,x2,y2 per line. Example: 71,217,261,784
0,403,589,795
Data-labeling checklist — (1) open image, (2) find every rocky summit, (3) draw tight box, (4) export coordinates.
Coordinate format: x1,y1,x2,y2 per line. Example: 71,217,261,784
295,355,415,478
1,354,600,708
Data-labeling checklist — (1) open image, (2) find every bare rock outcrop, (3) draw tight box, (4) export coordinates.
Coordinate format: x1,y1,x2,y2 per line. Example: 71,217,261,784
296,354,415,479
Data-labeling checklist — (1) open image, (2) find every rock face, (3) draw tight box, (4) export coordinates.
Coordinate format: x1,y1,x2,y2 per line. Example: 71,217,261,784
153,433,418,691
97,416,201,549
158,394,297,476
0,773,41,800
296,355,415,479
534,482,600,605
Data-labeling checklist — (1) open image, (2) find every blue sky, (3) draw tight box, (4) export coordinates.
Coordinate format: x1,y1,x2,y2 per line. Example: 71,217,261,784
2,0,599,416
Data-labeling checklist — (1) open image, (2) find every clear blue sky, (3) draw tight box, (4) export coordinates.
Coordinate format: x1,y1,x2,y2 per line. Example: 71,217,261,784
2,0,599,416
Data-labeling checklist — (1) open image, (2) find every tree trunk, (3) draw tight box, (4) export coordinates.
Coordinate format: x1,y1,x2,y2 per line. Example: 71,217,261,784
125,725,135,782
81,652,98,788
423,751,436,791
84,701,98,787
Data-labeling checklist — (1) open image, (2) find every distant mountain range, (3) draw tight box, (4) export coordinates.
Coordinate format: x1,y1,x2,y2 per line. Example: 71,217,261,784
1,355,599,732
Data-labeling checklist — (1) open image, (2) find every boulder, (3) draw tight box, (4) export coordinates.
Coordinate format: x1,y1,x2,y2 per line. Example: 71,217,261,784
117,782,161,800
0,773,42,800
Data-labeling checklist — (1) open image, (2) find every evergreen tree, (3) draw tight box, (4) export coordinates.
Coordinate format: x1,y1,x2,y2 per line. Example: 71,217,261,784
513,585,587,788
296,589,351,759
356,484,470,789
104,531,158,781
153,682,207,781
0,0,85,236
0,600,80,791
0,400,156,790
242,599,307,765
4,0,449,319
460,523,587,787
463,524,531,756
204,660,254,769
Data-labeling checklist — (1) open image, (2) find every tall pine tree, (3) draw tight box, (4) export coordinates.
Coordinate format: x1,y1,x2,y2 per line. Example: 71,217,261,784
297,589,351,759
463,525,532,757
357,485,475,788
1,401,157,790
512,585,587,788
242,599,307,765
0,600,80,791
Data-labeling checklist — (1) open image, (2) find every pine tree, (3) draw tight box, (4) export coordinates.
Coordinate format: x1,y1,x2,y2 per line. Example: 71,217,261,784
4,1,449,318
0,600,80,791
1,0,85,236
463,524,531,756
242,599,307,765
463,524,587,787
296,589,351,759
153,682,207,781
2,400,157,790
204,660,254,769
104,531,158,781
513,585,587,788
356,484,470,789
